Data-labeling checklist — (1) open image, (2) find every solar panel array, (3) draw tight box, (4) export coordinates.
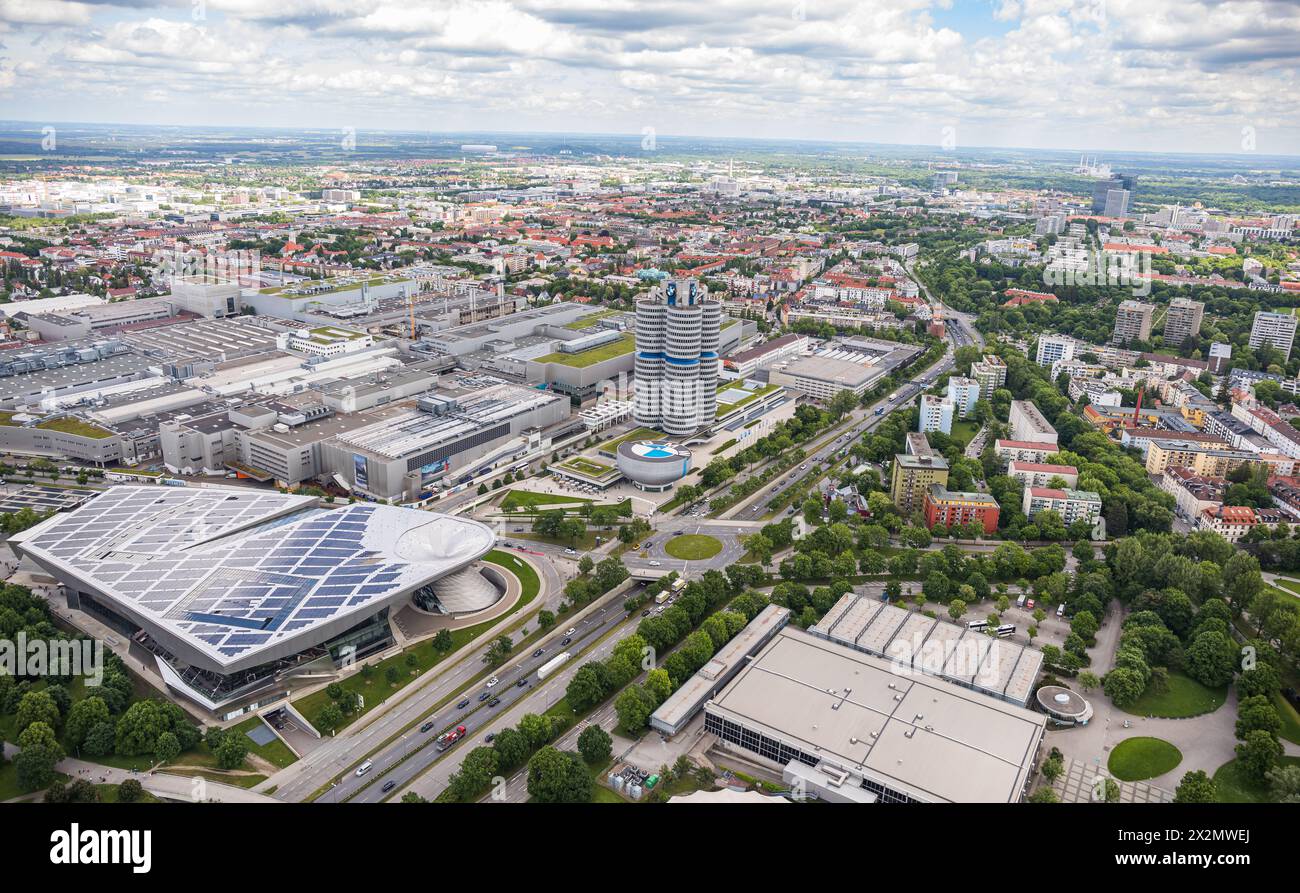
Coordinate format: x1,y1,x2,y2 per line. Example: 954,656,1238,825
21,486,492,667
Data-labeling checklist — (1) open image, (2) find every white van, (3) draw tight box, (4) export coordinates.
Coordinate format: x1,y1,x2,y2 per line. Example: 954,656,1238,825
355,760,374,777
1016,593,1026,608
1056,603,1066,617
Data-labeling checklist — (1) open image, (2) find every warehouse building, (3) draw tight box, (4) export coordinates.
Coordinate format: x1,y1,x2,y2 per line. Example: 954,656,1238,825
703,626,1046,803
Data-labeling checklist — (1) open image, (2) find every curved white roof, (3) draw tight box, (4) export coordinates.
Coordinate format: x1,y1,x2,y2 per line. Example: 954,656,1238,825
15,486,495,670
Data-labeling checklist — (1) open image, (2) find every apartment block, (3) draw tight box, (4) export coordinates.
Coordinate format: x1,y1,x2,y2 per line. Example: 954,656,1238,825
1112,300,1155,345
1022,487,1102,526
946,376,980,419
1008,400,1058,444
918,394,954,435
1249,311,1298,360
890,452,950,515
923,484,1000,534
1006,460,1079,489
1162,298,1204,347
970,355,1007,400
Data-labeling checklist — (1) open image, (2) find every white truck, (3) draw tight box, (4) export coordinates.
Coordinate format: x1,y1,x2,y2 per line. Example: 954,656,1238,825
537,651,572,682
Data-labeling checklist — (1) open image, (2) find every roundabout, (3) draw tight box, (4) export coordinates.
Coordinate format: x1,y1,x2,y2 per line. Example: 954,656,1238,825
663,533,724,560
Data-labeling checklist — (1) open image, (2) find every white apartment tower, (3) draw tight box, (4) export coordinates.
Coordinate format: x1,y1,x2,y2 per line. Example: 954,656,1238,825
1249,311,1298,360
634,278,721,436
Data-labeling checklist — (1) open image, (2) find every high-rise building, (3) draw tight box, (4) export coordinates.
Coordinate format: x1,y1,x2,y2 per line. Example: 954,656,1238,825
946,376,980,419
1163,298,1204,347
634,278,721,436
1035,334,1078,367
1248,311,1298,360
890,452,949,515
918,394,954,435
1091,174,1136,216
971,355,1007,400
1112,300,1155,345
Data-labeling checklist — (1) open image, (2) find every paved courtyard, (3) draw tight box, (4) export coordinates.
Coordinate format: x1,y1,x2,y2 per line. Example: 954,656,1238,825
1051,756,1173,803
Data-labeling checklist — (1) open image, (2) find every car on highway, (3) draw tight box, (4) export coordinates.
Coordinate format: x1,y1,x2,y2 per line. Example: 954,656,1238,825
487,697,501,708
564,548,577,556
641,609,650,616
564,627,576,636
485,733,496,743
486,676,499,688
516,678,528,688
478,691,491,702
419,721,436,733
649,560,661,567
532,648,545,657
355,760,373,777
457,699,470,709
562,637,572,645
382,780,396,793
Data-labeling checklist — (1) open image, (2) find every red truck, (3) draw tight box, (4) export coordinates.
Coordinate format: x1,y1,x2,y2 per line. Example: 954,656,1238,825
436,725,467,752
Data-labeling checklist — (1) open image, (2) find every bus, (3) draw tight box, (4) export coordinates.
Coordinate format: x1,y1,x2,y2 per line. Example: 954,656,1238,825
966,620,987,631
995,624,1016,638
671,577,687,594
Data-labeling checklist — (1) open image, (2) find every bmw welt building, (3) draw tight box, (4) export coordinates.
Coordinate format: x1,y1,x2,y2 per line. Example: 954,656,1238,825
10,486,497,718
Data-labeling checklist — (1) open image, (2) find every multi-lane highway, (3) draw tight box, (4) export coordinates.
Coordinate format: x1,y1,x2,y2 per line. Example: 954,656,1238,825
341,582,646,802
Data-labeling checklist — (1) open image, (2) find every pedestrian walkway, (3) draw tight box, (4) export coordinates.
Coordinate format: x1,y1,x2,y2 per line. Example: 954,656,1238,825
1051,756,1173,803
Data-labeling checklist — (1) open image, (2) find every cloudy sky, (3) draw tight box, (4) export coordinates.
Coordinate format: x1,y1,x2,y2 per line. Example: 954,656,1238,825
1,0,1298,155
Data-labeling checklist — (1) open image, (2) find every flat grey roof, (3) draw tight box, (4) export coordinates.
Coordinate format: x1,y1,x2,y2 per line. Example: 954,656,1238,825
706,627,1046,803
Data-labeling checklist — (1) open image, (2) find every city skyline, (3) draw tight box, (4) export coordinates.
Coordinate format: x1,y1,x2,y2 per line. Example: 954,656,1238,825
2,0,1299,155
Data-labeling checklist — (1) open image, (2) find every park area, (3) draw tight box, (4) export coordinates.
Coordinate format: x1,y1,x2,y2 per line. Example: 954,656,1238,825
1119,671,1227,719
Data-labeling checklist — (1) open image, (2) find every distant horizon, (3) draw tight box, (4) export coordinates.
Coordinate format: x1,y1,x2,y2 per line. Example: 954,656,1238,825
2,1,1298,157
3,118,1299,167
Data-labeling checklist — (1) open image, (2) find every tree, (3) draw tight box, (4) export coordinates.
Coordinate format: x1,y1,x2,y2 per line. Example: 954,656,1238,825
316,703,344,734
615,684,655,734
1235,730,1283,781
214,730,249,770
492,727,530,772
154,731,181,765
518,713,553,749
482,635,513,667
15,721,63,790
526,746,593,803
577,555,594,576
116,779,145,803
115,699,182,757
1173,770,1216,804
577,724,613,765
1077,671,1100,692
1027,787,1059,803
537,609,556,631
449,747,500,801
1266,764,1300,803
947,599,966,622
1103,667,1147,708
64,696,109,752
83,721,115,757
15,690,61,736
1235,695,1282,740
1184,630,1238,688
566,663,611,713
431,628,454,653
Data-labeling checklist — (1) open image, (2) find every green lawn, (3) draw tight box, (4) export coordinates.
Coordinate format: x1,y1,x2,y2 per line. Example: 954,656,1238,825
500,489,594,510
596,426,660,453
1273,691,1300,746
35,417,114,439
950,419,980,447
513,530,599,550
230,716,298,769
292,549,539,732
664,534,724,560
557,457,614,476
1272,578,1300,597
96,783,161,803
1107,736,1183,781
534,333,635,368
1212,755,1300,803
1120,671,1228,719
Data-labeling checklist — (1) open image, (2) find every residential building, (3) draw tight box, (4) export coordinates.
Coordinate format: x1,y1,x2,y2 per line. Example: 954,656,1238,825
890,452,949,514
1144,439,1260,477
1249,311,1298,359
994,439,1059,464
1006,461,1079,489
946,377,980,419
923,484,1000,534
971,355,1007,400
1112,300,1155,345
1021,487,1103,526
1009,400,1058,444
918,394,954,435
1162,298,1204,347
1035,334,1078,367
